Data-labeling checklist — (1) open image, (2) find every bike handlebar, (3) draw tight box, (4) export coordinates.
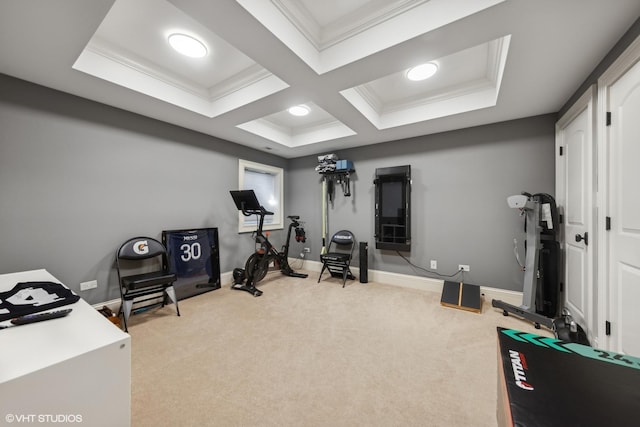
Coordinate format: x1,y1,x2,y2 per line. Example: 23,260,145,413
241,205,274,217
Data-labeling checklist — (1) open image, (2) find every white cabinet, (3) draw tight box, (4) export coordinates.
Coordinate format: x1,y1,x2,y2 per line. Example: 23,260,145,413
0,270,130,426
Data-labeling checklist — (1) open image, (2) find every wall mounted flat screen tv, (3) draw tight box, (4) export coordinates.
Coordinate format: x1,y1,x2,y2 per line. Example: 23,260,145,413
162,227,221,300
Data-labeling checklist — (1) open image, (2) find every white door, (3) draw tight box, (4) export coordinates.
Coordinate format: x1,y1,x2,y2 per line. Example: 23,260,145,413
556,88,594,339
606,57,640,356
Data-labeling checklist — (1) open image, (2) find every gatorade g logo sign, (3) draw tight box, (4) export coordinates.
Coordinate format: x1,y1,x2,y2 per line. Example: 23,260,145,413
509,350,534,391
133,240,149,255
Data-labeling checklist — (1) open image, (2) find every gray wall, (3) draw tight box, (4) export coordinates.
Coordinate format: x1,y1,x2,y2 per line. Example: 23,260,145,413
288,114,556,292
0,73,555,303
0,74,286,304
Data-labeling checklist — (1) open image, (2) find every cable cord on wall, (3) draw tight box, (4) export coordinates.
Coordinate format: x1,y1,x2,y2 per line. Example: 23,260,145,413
396,251,464,279
513,238,525,270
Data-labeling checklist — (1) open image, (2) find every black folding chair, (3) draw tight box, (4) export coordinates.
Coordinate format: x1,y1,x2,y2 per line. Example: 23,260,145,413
116,237,180,331
318,230,356,287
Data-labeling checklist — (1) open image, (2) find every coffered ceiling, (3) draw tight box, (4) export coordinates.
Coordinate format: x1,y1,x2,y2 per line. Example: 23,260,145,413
1,0,639,158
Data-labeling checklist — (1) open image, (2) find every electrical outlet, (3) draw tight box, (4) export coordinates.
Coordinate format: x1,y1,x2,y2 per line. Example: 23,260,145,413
458,264,470,272
430,260,437,269
303,247,311,253
80,280,98,291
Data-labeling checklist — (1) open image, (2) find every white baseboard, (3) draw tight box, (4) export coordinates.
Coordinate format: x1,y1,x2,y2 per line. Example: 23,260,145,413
291,258,525,306
220,270,233,286
92,272,235,312
96,263,523,310
365,269,524,307
292,258,322,273
92,299,121,312
480,287,523,307
369,268,443,292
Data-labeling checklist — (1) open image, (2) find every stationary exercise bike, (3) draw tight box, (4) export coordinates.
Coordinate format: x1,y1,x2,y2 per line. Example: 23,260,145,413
230,190,308,296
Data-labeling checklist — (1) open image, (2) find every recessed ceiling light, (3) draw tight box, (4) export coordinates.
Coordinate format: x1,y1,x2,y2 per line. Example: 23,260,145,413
406,62,438,81
168,33,207,58
288,105,310,116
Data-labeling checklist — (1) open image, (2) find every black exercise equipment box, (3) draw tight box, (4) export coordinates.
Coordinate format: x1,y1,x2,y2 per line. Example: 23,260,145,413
497,327,640,427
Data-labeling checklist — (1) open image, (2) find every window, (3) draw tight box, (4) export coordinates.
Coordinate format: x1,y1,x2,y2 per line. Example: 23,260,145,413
238,159,283,233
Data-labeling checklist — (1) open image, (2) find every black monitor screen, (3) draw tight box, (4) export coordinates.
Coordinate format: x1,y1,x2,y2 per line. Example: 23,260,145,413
162,227,221,300
381,180,405,221
230,190,262,212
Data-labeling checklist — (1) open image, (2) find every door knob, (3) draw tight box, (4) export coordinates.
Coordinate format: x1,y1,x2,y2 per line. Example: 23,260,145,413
575,232,588,246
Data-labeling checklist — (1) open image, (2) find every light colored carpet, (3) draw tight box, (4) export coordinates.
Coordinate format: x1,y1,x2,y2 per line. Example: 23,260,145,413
128,272,549,427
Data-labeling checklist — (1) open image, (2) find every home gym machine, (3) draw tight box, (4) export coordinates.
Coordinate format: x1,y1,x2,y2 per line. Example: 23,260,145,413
316,154,354,255
230,190,308,296
492,192,559,330
492,192,590,345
